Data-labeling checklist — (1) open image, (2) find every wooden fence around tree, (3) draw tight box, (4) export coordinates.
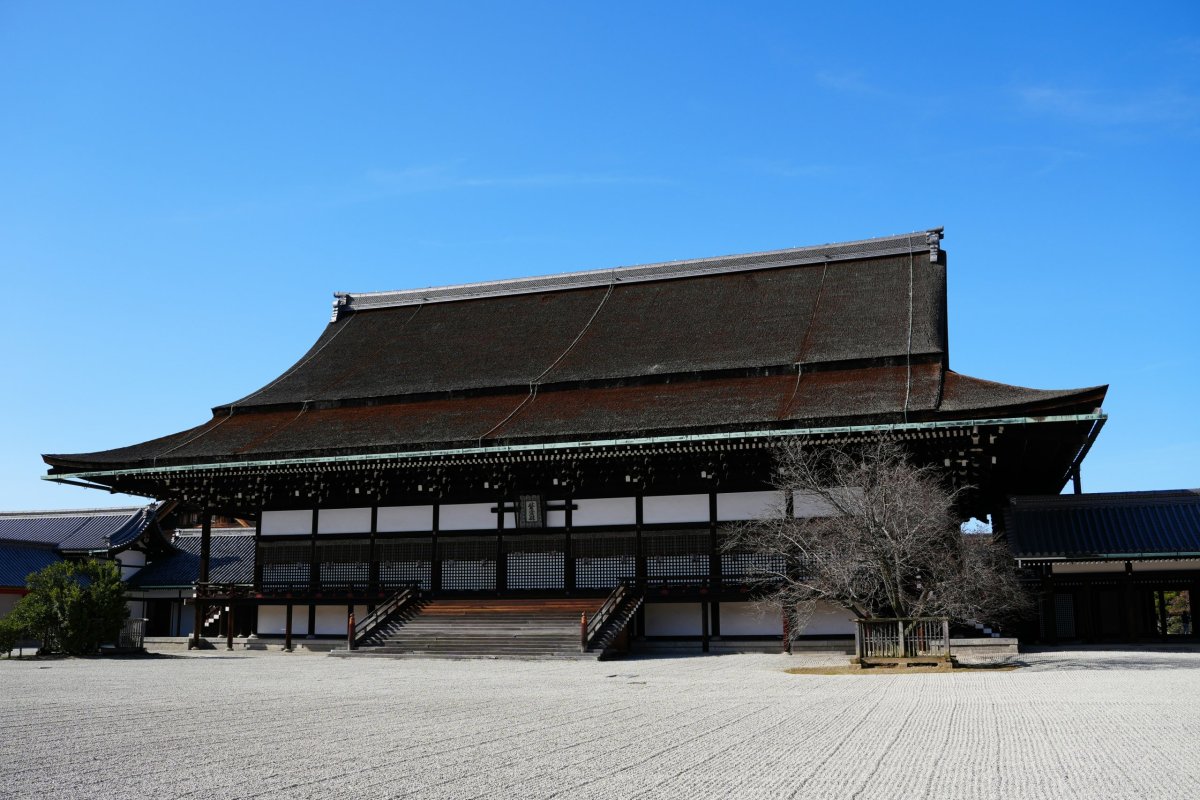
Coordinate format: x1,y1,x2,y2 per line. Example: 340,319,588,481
854,618,950,664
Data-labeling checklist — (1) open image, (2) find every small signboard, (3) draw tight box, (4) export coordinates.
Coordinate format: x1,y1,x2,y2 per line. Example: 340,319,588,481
517,494,545,528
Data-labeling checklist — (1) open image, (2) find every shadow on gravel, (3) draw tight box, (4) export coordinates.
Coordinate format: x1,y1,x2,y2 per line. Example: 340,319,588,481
1022,646,1200,671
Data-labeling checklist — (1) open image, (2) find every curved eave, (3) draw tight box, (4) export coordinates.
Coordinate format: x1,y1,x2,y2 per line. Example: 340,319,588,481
44,412,1106,488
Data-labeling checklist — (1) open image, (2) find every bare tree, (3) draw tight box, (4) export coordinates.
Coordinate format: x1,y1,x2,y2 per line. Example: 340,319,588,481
725,440,1030,637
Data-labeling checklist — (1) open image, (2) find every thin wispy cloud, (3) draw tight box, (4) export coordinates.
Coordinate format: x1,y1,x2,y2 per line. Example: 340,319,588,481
365,163,671,193
1017,85,1200,126
814,69,878,95
740,157,844,179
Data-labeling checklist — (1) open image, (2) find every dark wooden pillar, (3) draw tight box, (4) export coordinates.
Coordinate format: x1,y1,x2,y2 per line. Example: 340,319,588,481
368,505,379,601
635,495,645,588
563,493,575,592
190,509,212,650
226,603,235,651
1122,561,1136,641
431,503,441,593
708,492,720,638
253,508,264,594
284,603,293,651
701,600,710,653
308,507,318,639
1072,466,1082,495
496,498,507,594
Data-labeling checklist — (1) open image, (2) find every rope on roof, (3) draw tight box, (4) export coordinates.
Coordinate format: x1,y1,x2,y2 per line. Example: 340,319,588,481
477,275,618,445
784,260,829,417
903,238,915,423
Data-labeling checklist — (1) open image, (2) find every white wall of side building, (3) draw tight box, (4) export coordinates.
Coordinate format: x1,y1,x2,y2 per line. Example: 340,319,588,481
0,593,21,619
720,602,783,636
801,603,857,636
258,605,309,636
645,603,703,636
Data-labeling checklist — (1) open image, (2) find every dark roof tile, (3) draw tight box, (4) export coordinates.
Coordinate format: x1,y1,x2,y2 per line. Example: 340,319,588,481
0,543,61,588
128,532,255,588
1006,490,1200,559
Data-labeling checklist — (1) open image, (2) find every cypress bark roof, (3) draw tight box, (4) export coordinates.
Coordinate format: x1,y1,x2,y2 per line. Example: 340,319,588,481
1006,490,1200,559
44,229,1106,473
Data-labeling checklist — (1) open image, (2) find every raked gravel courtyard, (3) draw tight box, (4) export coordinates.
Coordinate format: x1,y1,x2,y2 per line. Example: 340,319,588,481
3,648,1199,799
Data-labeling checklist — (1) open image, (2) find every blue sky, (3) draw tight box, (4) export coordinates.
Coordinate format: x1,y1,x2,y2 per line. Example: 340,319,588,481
1,2,1196,510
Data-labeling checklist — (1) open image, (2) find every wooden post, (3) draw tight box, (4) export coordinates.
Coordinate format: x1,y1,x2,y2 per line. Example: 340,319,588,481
897,620,906,658
701,600,710,653
284,603,293,652
580,613,588,652
347,608,356,651
226,602,234,651
191,509,212,650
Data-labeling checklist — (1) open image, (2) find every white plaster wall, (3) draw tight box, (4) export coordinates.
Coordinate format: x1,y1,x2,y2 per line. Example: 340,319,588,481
645,603,702,636
257,605,310,635
1135,559,1200,572
0,593,22,619
793,491,839,518
574,497,636,527
503,511,516,529
318,507,371,535
1052,561,1126,574
439,503,496,531
377,505,433,533
720,602,783,636
546,509,566,528
262,510,313,536
116,550,146,581
310,605,368,636
643,494,710,524
313,605,346,636
716,491,784,522
800,602,856,636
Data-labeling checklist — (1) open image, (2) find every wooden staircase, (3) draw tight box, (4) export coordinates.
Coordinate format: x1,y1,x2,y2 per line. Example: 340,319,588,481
335,598,603,660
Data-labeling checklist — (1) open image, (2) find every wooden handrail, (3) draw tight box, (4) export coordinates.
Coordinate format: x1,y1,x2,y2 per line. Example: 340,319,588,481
351,584,419,649
582,581,643,652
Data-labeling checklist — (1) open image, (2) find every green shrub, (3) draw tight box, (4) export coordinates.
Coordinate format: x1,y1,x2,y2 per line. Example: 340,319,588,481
0,616,20,656
12,559,128,656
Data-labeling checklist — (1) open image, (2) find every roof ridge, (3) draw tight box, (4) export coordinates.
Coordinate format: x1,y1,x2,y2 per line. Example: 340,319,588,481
0,506,152,519
334,228,944,316
1010,489,1200,506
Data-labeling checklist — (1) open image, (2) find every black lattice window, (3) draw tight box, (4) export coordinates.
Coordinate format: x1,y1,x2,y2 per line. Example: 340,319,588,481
504,534,565,590
1054,593,1076,639
719,532,786,580
260,542,311,590
316,539,370,591
440,536,496,591
573,532,636,589
377,537,432,590
644,530,711,578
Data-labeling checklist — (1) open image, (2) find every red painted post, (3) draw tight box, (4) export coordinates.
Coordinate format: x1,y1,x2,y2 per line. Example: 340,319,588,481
347,611,356,651
580,613,588,652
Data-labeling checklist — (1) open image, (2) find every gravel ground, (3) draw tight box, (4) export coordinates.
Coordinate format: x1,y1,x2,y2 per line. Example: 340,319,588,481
3,648,1200,799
